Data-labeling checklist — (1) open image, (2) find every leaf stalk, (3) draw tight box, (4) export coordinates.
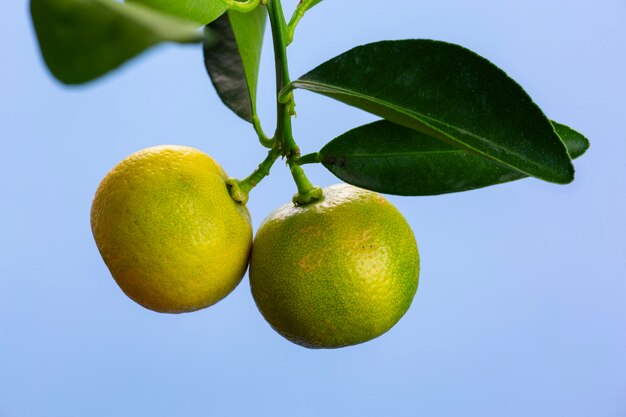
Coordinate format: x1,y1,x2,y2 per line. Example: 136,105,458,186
294,152,322,165
286,0,322,45
252,114,273,148
226,0,262,13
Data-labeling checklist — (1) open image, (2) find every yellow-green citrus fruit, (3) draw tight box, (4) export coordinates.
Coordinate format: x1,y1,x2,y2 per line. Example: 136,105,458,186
91,145,252,313
250,184,419,348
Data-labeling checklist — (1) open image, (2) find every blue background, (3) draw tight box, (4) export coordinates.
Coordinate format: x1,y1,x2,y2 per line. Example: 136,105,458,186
1,1,625,416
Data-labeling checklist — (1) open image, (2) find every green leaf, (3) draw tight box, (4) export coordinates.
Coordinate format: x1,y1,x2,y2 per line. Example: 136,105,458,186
204,7,267,123
126,0,227,26
31,0,203,85
291,40,575,184
318,120,588,196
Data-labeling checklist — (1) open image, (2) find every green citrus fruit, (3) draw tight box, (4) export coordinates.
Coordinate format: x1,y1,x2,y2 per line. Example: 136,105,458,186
91,145,252,313
249,184,419,348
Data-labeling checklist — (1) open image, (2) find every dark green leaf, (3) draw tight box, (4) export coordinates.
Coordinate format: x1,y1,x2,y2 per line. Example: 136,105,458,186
292,40,575,184
319,120,588,196
552,121,590,158
204,7,267,122
127,0,226,26
31,0,203,85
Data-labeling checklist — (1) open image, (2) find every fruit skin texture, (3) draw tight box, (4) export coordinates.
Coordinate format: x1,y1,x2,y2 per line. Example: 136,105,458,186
91,145,252,314
250,184,419,349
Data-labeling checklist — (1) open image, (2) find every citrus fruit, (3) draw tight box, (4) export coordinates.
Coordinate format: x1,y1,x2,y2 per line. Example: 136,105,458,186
249,184,419,348
91,145,252,313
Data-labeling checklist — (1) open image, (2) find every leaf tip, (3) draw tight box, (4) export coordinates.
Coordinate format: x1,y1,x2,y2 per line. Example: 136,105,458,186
578,134,591,156
555,162,576,185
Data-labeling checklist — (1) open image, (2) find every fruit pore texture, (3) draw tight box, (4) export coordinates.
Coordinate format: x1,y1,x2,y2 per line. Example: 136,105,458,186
250,184,419,348
91,145,252,313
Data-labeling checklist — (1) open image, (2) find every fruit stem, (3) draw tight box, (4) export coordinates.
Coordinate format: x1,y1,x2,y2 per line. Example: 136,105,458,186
267,0,322,205
288,163,322,205
228,147,281,204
